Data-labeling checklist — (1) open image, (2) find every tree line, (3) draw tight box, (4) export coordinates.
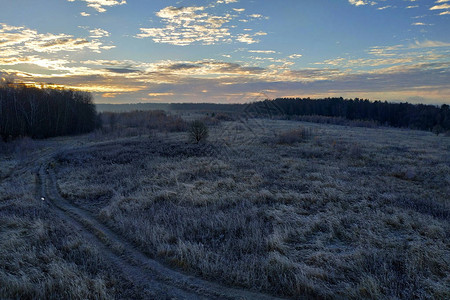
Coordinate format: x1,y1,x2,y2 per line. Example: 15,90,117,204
0,82,98,141
248,97,450,133
160,97,450,133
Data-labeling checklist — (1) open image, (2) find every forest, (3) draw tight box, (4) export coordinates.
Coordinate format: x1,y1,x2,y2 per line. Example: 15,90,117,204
0,83,98,141
248,97,450,133
166,97,450,133
2,82,450,142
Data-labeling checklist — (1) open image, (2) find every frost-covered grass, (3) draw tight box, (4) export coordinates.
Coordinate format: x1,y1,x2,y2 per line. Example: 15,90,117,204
54,119,450,298
6,118,449,299
0,141,151,299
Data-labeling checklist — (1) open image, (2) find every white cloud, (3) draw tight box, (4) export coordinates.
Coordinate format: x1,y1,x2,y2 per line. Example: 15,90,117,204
217,0,238,3
432,0,450,15
0,23,106,54
409,40,450,48
348,0,377,7
316,40,450,70
137,5,266,46
137,6,234,45
412,22,432,26
89,28,110,38
430,3,450,10
249,50,276,54
236,34,258,44
68,0,126,13
288,54,303,59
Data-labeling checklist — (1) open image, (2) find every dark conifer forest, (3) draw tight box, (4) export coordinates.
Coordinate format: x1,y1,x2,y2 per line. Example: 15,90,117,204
168,97,450,133
0,83,98,141
249,98,450,132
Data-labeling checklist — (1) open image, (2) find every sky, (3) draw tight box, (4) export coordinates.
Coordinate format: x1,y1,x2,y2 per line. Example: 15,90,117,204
0,0,449,104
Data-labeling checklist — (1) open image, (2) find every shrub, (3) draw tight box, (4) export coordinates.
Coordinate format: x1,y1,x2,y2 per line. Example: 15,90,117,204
200,116,220,126
188,120,209,144
276,127,311,144
432,125,444,136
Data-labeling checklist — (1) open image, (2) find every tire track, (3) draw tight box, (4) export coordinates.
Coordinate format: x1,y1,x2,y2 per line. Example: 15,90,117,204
39,164,286,300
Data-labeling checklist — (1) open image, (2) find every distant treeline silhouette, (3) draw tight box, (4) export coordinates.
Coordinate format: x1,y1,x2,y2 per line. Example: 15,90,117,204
167,97,450,132
0,82,98,141
246,98,450,132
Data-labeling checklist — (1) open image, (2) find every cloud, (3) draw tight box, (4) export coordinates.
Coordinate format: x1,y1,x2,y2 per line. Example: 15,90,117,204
153,60,266,76
33,38,94,52
137,5,266,46
166,63,201,71
89,28,110,38
105,67,139,74
348,0,430,12
216,0,238,3
236,34,258,44
348,0,376,7
10,43,447,103
409,40,450,48
315,40,450,72
137,6,233,45
68,0,127,13
429,1,450,15
249,50,276,54
288,54,303,59
0,23,111,56
430,3,450,10
5,54,449,104
0,56,70,71
147,92,174,97
412,22,432,26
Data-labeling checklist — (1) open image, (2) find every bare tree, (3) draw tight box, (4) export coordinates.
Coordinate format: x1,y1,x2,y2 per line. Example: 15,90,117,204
188,120,208,144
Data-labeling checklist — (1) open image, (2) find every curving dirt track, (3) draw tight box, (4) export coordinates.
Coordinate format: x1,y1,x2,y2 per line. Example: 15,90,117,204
34,143,287,300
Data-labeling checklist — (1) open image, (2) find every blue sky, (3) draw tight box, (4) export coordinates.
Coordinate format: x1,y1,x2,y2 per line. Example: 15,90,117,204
1,0,449,104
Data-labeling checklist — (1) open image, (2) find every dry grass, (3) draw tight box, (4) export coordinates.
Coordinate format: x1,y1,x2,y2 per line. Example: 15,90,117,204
0,143,153,299
50,118,450,299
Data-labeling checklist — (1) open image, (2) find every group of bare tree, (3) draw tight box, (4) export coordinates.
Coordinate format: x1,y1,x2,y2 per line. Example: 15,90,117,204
0,82,98,141
99,110,188,133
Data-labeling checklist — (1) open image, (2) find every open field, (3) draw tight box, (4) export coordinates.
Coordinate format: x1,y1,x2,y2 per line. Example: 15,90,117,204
1,117,449,299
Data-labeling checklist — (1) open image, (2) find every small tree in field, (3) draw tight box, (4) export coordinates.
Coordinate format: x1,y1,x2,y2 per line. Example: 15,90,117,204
189,120,208,143
432,125,444,136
